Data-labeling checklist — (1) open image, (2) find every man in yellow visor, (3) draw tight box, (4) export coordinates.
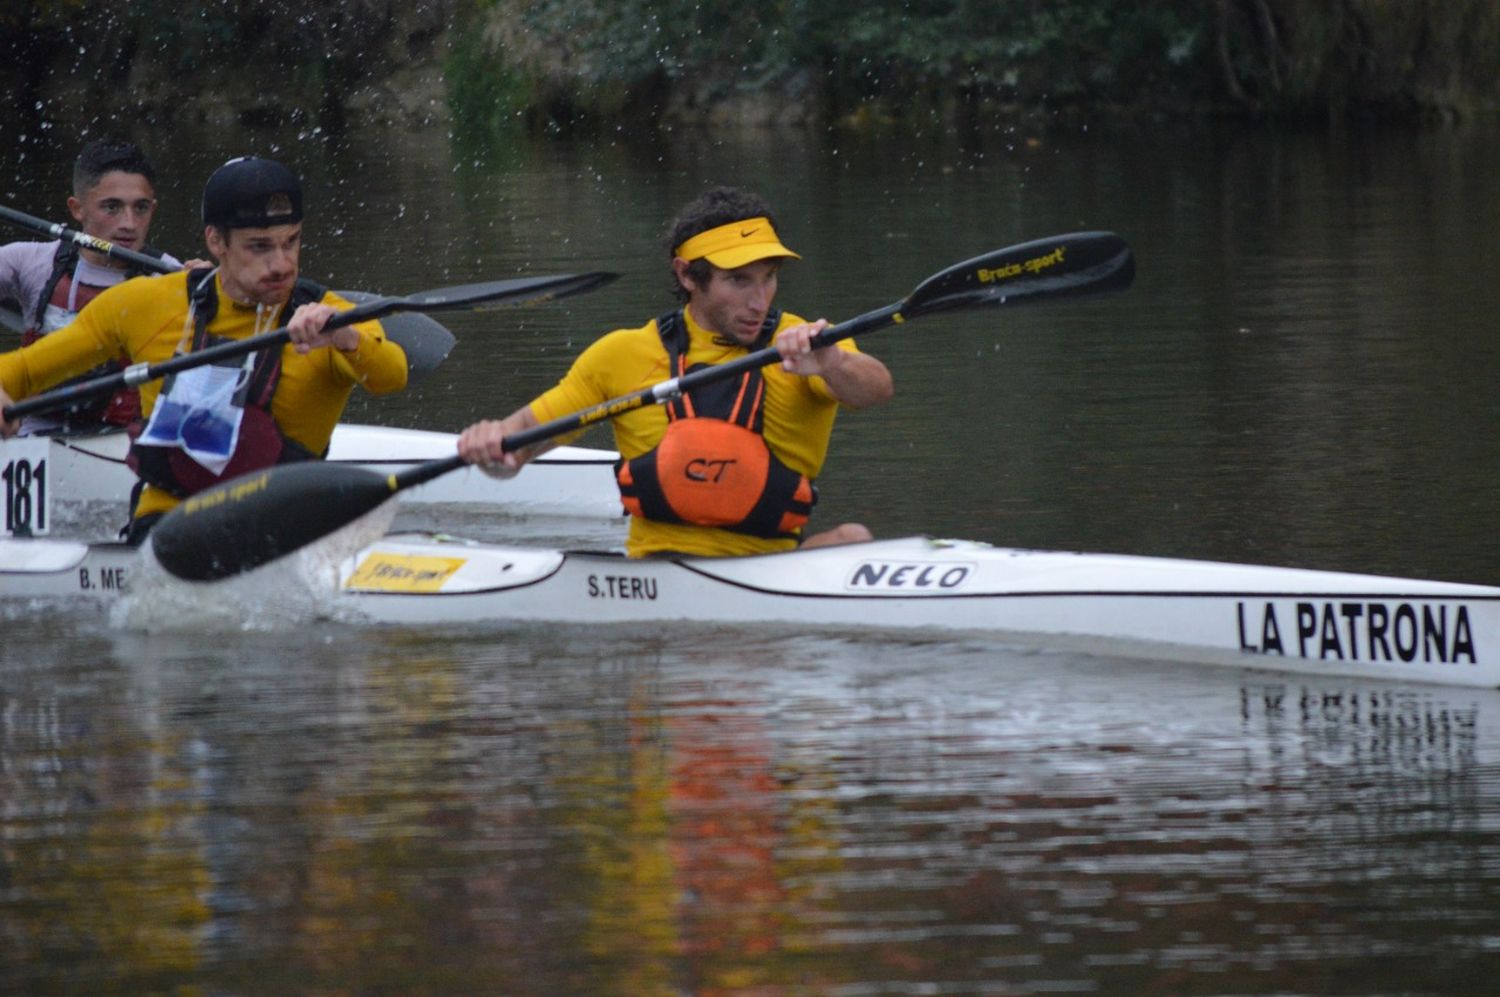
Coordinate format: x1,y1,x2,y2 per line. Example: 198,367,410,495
458,185,893,558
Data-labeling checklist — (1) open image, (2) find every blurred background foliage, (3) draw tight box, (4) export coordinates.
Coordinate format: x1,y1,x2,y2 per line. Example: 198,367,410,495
4,0,1500,135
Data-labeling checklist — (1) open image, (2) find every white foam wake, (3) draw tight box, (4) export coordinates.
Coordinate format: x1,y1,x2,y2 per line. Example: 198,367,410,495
110,501,399,633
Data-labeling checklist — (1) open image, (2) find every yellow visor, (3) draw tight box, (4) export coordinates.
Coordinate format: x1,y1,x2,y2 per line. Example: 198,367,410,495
674,217,801,269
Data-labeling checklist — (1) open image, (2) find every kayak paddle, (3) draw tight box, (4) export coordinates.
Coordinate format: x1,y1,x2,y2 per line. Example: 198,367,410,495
0,203,171,274
2,271,618,423
1,202,460,380
148,230,1133,582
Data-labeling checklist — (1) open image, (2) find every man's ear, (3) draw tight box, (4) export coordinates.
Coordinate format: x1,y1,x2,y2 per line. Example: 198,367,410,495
671,256,697,294
204,225,227,260
67,196,84,225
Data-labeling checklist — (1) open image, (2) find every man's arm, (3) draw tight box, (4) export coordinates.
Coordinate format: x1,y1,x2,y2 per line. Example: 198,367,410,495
0,241,56,329
287,300,408,394
774,319,894,409
0,289,122,412
456,403,558,479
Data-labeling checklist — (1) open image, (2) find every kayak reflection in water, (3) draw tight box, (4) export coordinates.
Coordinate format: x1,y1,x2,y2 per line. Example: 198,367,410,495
458,186,893,559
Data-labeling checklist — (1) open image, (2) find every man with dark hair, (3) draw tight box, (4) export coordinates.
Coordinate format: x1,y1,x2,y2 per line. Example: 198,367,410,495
0,155,409,543
0,139,184,433
457,185,892,558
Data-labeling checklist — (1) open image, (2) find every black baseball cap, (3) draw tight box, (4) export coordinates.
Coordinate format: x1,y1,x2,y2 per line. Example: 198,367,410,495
201,156,303,229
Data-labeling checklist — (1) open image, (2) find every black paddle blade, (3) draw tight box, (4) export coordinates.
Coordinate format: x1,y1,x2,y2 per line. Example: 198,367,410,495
391,271,618,313
903,231,1134,318
149,462,396,582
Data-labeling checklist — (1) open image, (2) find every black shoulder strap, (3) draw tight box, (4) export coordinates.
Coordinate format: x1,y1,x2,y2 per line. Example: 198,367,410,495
182,267,277,405
185,266,219,345
36,241,170,320
654,307,783,358
288,277,327,312
32,241,80,322
653,308,785,426
49,239,78,271
185,270,324,332
654,309,687,371
751,308,781,350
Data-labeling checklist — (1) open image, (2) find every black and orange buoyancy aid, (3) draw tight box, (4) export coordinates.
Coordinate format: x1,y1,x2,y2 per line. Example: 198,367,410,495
23,241,167,429
126,268,323,497
615,309,817,540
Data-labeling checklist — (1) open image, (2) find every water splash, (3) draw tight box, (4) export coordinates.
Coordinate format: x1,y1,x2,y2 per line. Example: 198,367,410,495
110,503,399,633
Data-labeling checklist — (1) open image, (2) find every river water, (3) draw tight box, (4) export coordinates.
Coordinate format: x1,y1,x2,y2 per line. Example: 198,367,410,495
4,118,1500,993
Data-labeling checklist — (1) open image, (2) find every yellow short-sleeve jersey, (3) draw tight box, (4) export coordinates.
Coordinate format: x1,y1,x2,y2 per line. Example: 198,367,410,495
530,307,862,558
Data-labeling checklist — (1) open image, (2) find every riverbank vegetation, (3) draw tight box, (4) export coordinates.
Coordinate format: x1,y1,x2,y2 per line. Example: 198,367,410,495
6,1,1500,136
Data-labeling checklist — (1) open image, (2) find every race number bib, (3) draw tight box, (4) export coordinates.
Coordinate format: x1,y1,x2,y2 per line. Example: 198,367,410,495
135,363,248,475
1,436,50,536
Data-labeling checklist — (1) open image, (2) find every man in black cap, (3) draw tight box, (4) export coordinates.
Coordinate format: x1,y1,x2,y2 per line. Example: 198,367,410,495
0,155,409,542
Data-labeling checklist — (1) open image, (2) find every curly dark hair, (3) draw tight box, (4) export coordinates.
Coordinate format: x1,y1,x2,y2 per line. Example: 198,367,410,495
73,140,157,195
663,186,780,302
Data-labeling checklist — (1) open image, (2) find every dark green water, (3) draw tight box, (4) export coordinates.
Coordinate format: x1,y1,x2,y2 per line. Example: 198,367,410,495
4,120,1500,993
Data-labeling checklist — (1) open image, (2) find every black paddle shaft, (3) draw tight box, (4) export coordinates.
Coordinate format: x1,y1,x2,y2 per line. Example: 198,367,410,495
0,203,617,396
2,272,618,421
0,203,465,381
0,204,174,274
507,231,1135,450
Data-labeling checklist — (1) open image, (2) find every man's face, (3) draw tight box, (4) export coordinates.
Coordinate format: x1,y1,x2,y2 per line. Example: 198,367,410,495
680,258,781,346
206,223,302,307
68,170,158,254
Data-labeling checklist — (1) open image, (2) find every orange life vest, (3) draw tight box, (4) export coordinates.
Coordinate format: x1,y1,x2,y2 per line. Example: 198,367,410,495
615,310,817,540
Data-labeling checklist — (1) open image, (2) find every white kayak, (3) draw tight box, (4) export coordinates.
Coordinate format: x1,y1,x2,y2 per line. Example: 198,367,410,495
0,425,623,534
6,533,1499,689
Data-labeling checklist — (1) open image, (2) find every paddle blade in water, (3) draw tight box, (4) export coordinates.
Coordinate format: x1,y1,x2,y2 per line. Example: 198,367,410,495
149,463,397,582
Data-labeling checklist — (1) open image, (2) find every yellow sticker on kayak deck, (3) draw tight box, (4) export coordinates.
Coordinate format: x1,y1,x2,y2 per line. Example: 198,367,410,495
344,551,467,592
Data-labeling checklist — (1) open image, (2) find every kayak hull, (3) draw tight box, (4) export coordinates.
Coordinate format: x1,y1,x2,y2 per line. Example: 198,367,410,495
335,535,1500,686
8,534,1496,688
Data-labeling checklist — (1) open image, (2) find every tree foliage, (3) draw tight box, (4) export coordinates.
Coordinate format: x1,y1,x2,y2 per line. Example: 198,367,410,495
2,0,454,129
449,0,1213,130
458,0,1500,128
4,0,1500,132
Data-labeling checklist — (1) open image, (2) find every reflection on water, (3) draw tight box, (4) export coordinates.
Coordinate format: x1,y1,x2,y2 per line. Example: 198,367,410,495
5,628,1500,993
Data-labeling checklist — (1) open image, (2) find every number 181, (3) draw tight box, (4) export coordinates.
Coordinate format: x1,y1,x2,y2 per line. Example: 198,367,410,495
3,457,47,535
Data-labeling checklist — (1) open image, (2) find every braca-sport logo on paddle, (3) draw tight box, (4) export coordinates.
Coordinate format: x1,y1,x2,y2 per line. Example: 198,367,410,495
976,245,1067,284
846,560,975,592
